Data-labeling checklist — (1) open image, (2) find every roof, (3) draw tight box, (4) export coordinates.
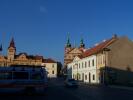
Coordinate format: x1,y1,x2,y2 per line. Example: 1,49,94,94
82,36,117,58
66,47,84,54
34,55,43,60
43,58,56,63
15,53,43,60
26,55,43,60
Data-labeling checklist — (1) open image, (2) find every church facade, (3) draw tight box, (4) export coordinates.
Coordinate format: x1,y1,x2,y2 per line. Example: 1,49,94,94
64,36,86,69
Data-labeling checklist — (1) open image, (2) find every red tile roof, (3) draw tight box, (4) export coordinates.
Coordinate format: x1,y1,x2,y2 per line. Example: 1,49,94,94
82,37,117,57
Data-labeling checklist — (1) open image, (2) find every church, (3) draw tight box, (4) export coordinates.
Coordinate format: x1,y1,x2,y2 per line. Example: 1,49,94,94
64,36,86,68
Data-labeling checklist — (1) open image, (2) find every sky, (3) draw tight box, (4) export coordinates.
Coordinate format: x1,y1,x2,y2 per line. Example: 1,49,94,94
0,0,133,63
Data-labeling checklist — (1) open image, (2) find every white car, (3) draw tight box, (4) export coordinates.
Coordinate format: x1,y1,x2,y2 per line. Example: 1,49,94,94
64,79,78,88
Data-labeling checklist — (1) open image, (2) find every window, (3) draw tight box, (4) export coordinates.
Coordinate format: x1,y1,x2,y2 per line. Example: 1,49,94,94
85,75,87,80
73,74,74,78
88,61,90,67
69,55,71,59
73,65,75,69
92,59,95,66
85,62,87,68
100,56,102,64
79,63,80,69
13,72,29,79
31,72,43,80
82,62,84,68
52,70,54,74
93,74,95,80
78,74,81,79
0,72,12,80
52,64,54,68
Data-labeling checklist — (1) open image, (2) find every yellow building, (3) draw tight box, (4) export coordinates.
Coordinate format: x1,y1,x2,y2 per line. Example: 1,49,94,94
0,37,60,78
0,38,44,66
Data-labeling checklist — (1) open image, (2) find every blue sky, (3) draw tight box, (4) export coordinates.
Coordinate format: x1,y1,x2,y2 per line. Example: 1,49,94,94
0,0,133,63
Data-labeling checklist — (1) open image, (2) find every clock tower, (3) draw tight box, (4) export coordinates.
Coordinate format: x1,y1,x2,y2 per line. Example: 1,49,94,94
7,37,16,61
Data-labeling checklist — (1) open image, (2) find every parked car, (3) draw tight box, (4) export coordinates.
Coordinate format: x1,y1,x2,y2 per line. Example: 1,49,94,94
64,79,78,88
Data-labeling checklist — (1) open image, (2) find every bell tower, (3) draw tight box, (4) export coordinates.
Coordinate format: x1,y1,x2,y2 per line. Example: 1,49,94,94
79,38,85,49
65,35,72,53
64,33,72,68
7,37,16,61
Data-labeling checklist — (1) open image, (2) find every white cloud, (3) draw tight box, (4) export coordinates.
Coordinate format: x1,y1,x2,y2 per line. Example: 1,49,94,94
40,6,47,13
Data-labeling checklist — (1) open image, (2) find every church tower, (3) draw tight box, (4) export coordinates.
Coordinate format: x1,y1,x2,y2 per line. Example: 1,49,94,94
79,38,85,51
7,37,16,61
64,34,72,68
65,35,72,53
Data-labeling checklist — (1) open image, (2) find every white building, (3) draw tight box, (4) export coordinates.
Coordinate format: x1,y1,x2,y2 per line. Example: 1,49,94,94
67,55,99,84
42,59,57,78
67,35,117,84
67,35,133,85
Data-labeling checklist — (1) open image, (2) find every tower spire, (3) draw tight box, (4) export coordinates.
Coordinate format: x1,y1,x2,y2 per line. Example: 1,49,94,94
80,37,85,48
0,44,2,51
66,32,71,48
9,37,16,48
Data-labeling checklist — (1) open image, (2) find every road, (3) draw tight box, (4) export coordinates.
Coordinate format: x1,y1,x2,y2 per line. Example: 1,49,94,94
0,78,133,100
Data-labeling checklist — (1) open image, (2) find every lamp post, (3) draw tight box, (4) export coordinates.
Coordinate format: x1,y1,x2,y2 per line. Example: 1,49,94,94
103,48,110,85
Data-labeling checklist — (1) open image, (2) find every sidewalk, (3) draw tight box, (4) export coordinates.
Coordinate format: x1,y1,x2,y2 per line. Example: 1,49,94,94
108,85,133,91
79,81,133,91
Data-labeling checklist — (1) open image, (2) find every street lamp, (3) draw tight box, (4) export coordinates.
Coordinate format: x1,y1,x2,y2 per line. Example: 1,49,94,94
103,48,110,85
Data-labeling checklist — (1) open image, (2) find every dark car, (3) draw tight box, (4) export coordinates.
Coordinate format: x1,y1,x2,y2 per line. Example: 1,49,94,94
64,79,78,88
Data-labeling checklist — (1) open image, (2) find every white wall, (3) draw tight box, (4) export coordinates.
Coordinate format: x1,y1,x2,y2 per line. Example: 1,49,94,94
67,55,99,84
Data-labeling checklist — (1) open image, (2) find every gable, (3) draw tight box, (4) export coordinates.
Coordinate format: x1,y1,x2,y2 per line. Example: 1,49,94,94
17,54,28,60
108,37,133,50
107,36,133,70
73,56,81,62
69,48,82,54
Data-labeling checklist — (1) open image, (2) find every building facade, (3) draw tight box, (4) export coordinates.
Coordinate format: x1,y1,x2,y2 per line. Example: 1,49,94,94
67,35,133,84
42,59,57,78
68,55,98,83
0,38,43,66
